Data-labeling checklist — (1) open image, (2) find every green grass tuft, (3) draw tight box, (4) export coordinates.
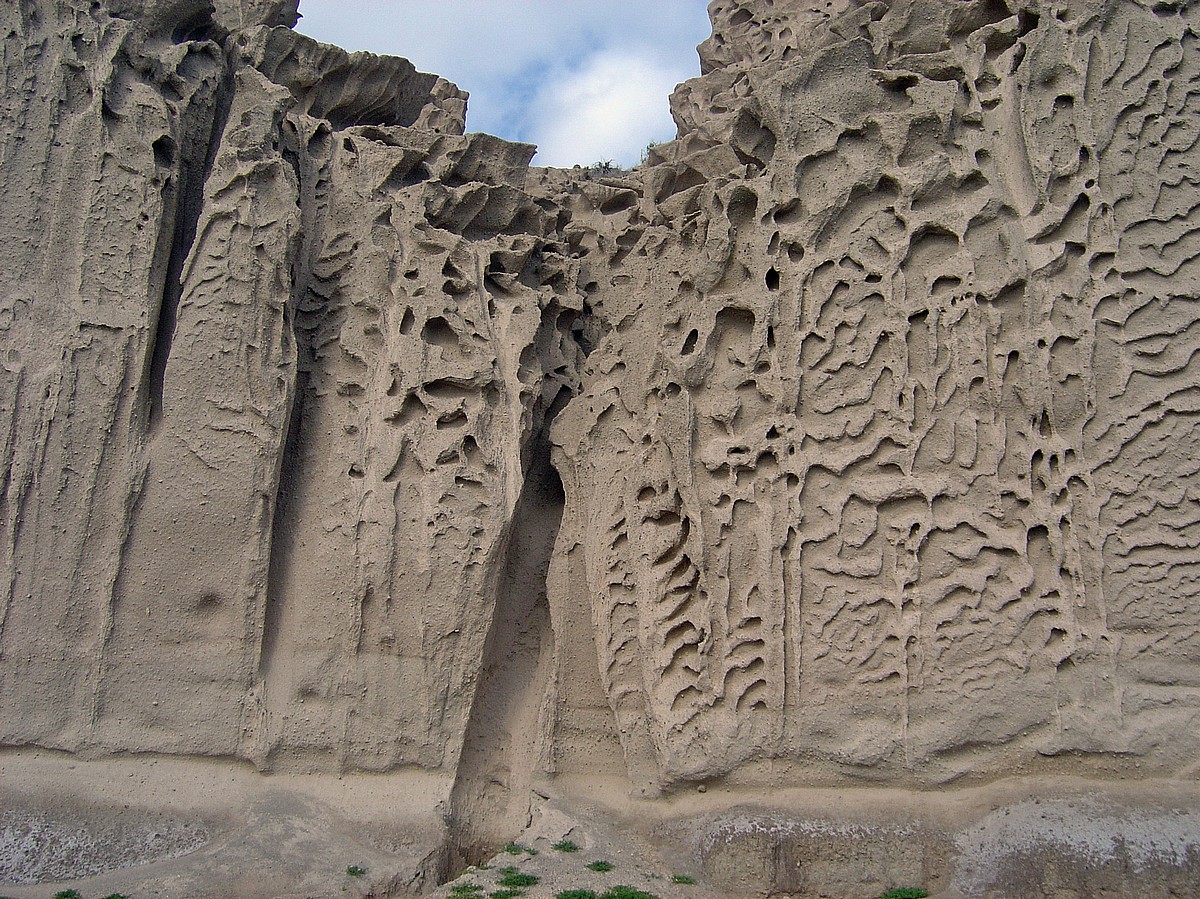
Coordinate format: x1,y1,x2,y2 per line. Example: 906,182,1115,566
600,887,660,899
488,890,522,899
53,892,82,899
669,874,695,884
879,890,930,899
102,895,132,899
552,838,581,852
497,867,540,888
557,890,598,899
586,859,615,872
346,864,366,877
450,882,485,895
502,842,537,856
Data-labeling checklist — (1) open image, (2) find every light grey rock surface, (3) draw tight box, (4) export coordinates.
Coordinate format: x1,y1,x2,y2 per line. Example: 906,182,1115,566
2,1,1199,895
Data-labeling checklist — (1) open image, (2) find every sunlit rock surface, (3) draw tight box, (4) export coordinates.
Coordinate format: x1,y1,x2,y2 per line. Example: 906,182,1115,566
2,1,1199,894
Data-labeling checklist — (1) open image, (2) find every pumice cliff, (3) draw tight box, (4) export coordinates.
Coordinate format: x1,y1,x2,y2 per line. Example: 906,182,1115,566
3,1,1200,897
548,0,1200,789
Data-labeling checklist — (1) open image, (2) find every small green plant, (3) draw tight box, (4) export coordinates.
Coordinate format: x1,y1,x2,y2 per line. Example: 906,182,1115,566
497,867,540,888
600,887,660,899
53,892,82,899
102,895,132,899
552,838,581,852
489,890,522,899
586,859,615,872
879,890,929,899
670,874,696,884
450,882,484,896
346,864,366,877
502,842,537,856
557,890,598,899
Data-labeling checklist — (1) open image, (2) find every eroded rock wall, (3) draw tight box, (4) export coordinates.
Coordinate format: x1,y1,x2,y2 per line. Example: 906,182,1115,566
547,0,1200,791
0,0,543,776
2,0,1198,820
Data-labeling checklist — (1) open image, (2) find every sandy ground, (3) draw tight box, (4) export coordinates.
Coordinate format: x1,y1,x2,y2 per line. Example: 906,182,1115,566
3,750,1200,898
0,749,451,898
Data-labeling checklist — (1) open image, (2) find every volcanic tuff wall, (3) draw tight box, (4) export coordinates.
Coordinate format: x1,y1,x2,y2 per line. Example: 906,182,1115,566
2,0,1199,821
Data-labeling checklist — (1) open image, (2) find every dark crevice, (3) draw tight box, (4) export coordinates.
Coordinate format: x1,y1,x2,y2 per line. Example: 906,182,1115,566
258,362,309,681
171,15,224,45
568,301,599,358
146,51,237,433
443,384,571,876
258,117,332,686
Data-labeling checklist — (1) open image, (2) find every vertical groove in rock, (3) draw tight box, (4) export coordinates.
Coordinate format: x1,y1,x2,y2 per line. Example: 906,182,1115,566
254,112,331,696
446,395,565,867
96,63,303,755
146,34,237,433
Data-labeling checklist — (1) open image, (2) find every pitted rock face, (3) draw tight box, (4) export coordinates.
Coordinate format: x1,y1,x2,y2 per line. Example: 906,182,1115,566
214,0,300,30
544,0,1200,790
1,0,1198,835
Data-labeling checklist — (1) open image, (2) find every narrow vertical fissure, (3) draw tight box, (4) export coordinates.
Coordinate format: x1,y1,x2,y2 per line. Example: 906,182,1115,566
146,49,236,432
444,390,569,874
256,116,329,699
256,363,309,682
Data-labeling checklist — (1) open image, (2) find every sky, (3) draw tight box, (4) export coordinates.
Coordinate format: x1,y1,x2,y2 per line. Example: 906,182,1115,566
295,1,713,168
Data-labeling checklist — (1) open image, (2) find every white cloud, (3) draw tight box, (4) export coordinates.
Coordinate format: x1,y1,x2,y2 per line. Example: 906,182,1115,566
529,51,686,167
295,0,711,164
